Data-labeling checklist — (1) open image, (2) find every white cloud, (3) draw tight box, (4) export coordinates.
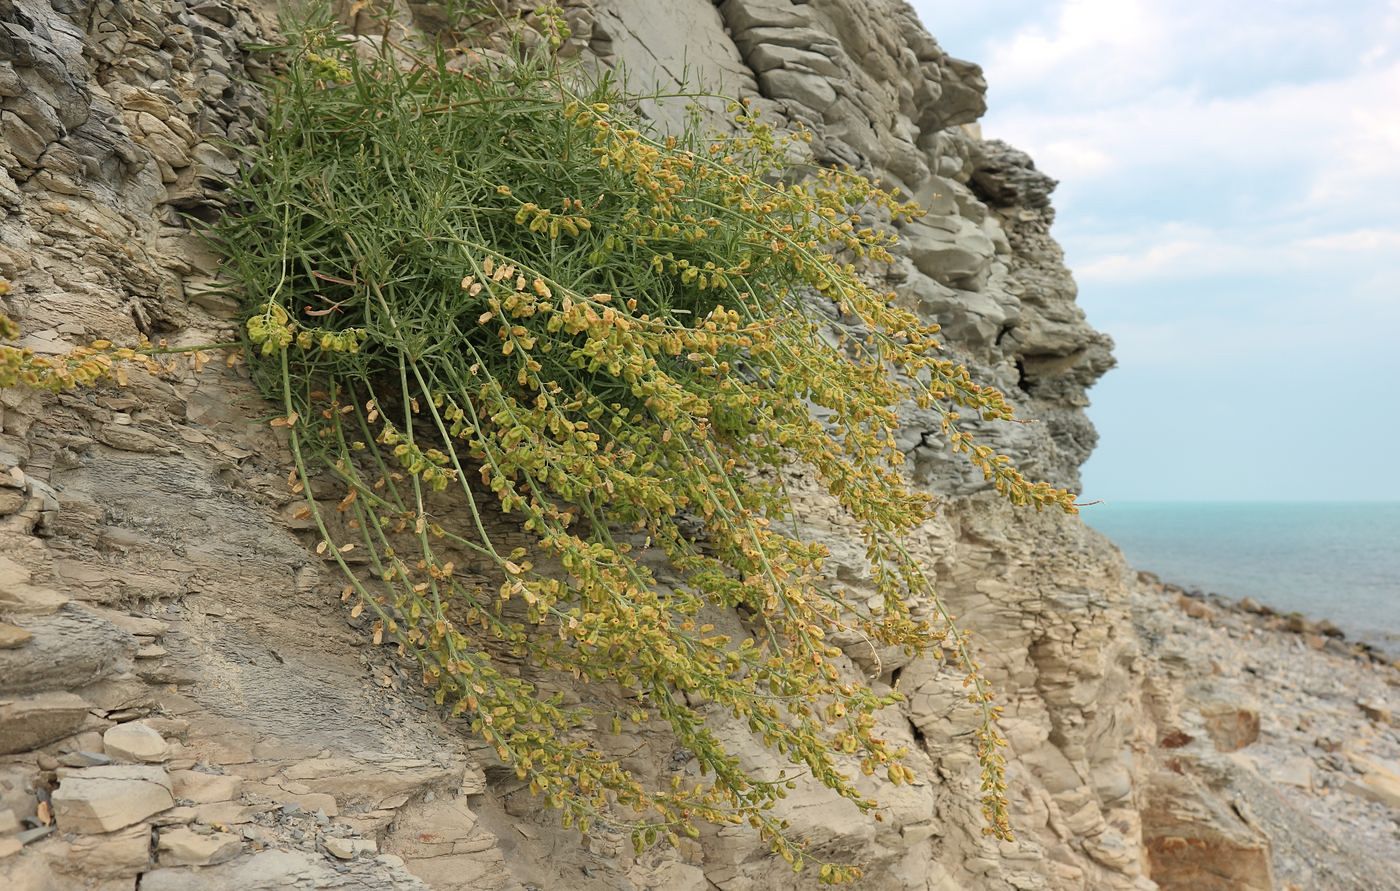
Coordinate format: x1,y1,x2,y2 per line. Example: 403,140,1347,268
1361,0,1400,66
967,0,1400,217
987,61,1400,210
1030,139,1114,178
1075,239,1202,282
1296,228,1400,253
1306,64,1400,207
983,0,1171,101
1075,224,1400,284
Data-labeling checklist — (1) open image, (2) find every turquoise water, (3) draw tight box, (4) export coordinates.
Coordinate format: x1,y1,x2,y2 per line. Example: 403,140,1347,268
1082,502,1400,654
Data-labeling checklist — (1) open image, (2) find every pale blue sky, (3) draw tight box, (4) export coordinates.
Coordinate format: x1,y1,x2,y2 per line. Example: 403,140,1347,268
910,0,1400,501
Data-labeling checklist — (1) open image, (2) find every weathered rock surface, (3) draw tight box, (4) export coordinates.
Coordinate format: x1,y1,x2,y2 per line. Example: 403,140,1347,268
0,0,1394,890
1131,576,1400,890
0,606,135,696
171,768,242,804
0,622,30,648
56,824,154,879
0,692,90,754
102,721,170,764
51,765,174,833
139,849,433,890
157,824,242,865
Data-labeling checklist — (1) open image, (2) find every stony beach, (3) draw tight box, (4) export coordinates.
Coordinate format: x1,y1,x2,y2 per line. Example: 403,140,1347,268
1132,573,1400,889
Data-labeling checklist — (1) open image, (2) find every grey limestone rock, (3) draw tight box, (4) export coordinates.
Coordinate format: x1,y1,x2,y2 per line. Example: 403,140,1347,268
139,849,432,890
51,764,175,833
973,138,1059,210
0,692,90,754
0,605,136,696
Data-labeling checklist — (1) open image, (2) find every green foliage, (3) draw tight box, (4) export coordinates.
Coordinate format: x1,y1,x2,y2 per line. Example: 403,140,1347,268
201,19,1075,880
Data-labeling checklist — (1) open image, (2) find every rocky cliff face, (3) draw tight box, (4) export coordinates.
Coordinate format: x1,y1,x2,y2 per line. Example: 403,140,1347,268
1,1,1392,890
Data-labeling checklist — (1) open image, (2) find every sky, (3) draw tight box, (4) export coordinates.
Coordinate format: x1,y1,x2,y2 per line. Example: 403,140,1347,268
909,0,1400,501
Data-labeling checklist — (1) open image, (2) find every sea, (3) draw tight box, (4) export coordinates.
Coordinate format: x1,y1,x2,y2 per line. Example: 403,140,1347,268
1082,502,1400,658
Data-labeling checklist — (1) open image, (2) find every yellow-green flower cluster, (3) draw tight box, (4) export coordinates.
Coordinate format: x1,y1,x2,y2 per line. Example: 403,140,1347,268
247,303,365,356
246,304,295,354
0,311,186,392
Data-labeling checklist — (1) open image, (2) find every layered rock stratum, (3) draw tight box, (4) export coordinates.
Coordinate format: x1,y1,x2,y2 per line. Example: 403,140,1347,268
0,1,1395,889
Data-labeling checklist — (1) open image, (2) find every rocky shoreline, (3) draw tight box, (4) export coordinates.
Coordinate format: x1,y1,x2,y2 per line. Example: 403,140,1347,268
1130,570,1400,889
1145,571,1399,669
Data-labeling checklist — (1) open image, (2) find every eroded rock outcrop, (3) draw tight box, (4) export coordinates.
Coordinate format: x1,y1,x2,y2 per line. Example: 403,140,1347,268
0,0,517,886
569,3,1136,888
2,1,1394,889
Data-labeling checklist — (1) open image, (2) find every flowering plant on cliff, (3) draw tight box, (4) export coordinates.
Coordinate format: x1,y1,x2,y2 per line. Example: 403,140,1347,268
0,14,1080,882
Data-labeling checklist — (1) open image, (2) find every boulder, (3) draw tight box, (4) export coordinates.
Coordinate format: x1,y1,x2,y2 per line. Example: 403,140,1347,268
0,489,24,515
0,555,68,615
1142,769,1274,890
932,57,988,127
756,69,838,113
1178,595,1215,621
1356,699,1393,725
384,798,509,888
720,0,811,31
746,43,840,78
275,756,457,810
103,722,170,763
901,273,1009,348
1199,701,1261,753
905,217,995,289
971,139,1057,209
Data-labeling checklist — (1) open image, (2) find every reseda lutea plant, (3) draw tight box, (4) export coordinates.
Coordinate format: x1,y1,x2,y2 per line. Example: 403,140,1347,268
210,26,1077,881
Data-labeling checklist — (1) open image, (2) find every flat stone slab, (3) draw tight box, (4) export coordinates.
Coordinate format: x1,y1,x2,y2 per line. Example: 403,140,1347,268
52,765,174,833
138,849,431,891
0,692,90,754
157,825,241,866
